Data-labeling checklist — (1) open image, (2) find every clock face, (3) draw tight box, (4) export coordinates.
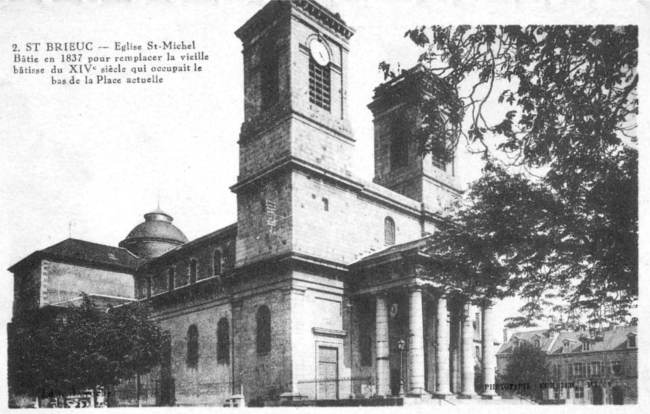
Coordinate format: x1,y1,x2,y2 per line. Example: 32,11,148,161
309,38,330,66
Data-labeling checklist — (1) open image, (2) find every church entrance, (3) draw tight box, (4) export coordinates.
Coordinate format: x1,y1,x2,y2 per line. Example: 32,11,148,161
317,347,339,400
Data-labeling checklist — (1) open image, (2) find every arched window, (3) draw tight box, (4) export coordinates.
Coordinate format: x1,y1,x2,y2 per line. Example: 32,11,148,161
256,305,271,355
187,324,199,368
168,268,175,291
213,250,222,276
384,217,395,245
189,259,198,284
217,318,230,364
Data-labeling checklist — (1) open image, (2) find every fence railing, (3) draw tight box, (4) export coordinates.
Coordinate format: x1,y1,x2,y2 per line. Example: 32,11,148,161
296,376,374,400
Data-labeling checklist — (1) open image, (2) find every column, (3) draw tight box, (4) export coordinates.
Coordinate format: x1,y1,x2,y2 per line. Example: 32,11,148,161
435,295,451,396
375,294,390,397
481,304,500,398
408,286,428,395
460,301,477,398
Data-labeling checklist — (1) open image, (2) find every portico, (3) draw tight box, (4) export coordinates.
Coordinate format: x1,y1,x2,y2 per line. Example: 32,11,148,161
350,238,500,400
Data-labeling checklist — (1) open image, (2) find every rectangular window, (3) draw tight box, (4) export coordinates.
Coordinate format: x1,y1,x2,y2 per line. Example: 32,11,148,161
575,386,584,399
322,198,329,211
611,361,623,376
590,361,603,376
554,388,562,400
309,57,331,111
628,335,636,348
168,268,175,291
190,259,198,284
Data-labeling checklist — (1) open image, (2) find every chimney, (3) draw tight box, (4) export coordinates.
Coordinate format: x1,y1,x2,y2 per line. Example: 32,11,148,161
503,328,509,343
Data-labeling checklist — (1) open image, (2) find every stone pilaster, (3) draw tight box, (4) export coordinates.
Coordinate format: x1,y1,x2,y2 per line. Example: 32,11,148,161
460,301,477,398
435,295,451,397
407,286,428,395
375,294,390,397
481,304,500,398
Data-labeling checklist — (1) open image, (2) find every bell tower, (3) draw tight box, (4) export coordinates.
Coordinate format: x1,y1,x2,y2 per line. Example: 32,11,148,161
369,65,463,215
233,0,355,268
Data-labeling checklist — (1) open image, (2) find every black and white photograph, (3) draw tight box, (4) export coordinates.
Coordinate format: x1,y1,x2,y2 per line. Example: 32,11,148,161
0,0,644,409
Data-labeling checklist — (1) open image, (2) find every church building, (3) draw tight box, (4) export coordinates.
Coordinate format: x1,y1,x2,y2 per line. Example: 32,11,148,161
8,0,502,406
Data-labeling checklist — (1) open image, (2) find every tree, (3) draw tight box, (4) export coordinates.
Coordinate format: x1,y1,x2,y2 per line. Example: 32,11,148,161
386,25,638,325
501,341,549,400
8,295,165,405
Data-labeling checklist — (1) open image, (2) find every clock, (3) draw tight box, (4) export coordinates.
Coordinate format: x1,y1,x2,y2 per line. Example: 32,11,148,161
309,38,330,66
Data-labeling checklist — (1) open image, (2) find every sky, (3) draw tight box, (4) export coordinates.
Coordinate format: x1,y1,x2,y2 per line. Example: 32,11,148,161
1,0,648,375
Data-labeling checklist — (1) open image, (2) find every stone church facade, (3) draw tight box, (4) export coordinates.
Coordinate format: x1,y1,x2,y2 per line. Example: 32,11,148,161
9,0,502,407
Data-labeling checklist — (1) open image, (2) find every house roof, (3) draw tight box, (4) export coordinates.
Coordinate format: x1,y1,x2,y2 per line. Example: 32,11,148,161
8,238,143,273
498,325,638,355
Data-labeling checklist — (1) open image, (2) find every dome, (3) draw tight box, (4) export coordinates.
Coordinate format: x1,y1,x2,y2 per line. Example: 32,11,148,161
119,208,188,259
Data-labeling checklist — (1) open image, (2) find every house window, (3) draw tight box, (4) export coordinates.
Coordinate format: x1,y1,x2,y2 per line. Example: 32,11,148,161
562,340,571,353
534,338,541,348
146,276,152,299
189,259,198,284
309,56,330,111
627,334,636,348
575,386,584,399
260,42,279,111
168,268,175,291
384,217,395,245
256,305,271,355
213,250,222,276
217,318,230,364
571,363,584,378
589,361,603,376
554,388,562,400
360,335,372,366
610,361,623,376
187,324,199,368
322,198,329,212
390,113,409,169
583,341,590,351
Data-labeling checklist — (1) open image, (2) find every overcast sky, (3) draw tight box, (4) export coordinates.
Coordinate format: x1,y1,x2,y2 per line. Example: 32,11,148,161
1,0,647,348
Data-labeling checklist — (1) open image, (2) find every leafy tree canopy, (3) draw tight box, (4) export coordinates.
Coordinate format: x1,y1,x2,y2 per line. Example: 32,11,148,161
385,25,638,326
8,295,165,398
501,341,550,400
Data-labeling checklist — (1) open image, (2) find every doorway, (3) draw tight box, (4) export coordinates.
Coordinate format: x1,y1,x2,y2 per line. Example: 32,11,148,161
612,386,624,405
317,347,338,400
592,386,604,405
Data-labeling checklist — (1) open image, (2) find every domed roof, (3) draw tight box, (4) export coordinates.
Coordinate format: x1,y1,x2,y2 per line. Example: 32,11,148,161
123,209,188,243
119,209,188,259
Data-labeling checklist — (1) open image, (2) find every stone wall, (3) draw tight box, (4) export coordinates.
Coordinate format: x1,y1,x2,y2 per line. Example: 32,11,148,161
292,170,425,265
12,262,42,316
42,261,133,305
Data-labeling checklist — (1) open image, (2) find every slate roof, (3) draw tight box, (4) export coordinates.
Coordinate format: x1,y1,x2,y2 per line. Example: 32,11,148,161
9,238,143,273
351,236,431,267
498,325,638,355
